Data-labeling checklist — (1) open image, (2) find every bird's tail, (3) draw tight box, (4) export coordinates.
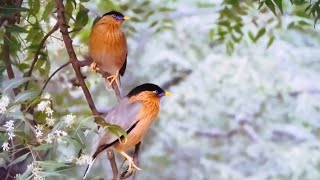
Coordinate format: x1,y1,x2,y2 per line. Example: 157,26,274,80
83,158,96,179
82,142,117,179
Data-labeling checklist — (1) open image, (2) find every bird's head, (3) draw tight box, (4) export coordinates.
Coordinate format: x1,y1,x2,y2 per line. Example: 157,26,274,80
127,83,171,99
98,11,130,26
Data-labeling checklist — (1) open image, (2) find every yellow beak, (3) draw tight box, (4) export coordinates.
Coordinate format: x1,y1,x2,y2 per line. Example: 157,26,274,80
165,91,171,96
123,16,130,20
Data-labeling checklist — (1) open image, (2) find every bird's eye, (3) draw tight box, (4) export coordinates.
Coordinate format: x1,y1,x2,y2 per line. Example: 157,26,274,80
111,14,116,18
153,90,158,94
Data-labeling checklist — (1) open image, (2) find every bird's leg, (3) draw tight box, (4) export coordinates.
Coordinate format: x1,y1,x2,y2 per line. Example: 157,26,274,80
90,62,99,73
119,151,141,173
133,142,141,167
107,71,120,88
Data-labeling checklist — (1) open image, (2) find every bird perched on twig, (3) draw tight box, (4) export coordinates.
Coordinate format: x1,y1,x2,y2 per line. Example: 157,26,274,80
83,83,170,179
89,11,130,91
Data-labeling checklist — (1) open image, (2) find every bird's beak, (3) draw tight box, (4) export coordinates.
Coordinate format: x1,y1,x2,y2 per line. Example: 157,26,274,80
164,91,171,96
123,16,130,20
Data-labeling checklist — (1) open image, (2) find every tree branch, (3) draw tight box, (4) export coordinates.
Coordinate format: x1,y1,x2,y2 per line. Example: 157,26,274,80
1,0,23,95
55,0,101,121
162,69,192,90
24,22,59,90
54,1,119,179
107,149,119,180
40,61,71,95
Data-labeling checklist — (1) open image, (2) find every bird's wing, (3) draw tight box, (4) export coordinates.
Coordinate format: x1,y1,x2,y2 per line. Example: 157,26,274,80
93,98,142,154
119,53,127,76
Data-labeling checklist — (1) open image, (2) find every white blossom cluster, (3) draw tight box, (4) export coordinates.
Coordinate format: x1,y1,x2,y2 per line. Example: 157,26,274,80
0,95,10,114
27,162,44,180
2,120,16,151
64,114,76,128
45,130,67,144
37,93,55,127
68,153,93,165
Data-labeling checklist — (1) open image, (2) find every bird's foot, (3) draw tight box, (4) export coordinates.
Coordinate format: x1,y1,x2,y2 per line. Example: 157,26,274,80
107,75,117,87
126,156,141,173
90,62,99,73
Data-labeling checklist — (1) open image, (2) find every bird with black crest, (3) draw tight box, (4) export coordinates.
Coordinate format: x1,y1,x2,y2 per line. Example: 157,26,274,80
89,11,130,92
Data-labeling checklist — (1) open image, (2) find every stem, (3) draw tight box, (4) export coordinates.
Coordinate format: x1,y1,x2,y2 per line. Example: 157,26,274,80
24,23,59,90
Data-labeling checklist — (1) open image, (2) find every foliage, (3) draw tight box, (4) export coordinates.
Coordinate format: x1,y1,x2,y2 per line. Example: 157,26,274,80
0,0,320,179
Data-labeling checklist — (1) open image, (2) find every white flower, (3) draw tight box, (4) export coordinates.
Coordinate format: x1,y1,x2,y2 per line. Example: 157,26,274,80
2,142,9,151
28,162,44,180
54,130,67,143
46,117,55,126
8,132,15,140
64,114,76,128
35,125,43,139
4,120,14,132
37,101,50,112
0,96,10,114
45,107,53,116
43,93,51,100
45,133,54,144
14,173,21,179
76,154,93,165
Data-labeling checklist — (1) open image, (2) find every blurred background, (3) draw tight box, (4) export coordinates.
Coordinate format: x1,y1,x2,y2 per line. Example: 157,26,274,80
1,0,320,179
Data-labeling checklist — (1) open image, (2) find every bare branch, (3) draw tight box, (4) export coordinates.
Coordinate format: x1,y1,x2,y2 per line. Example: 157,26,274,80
40,61,71,95
107,150,119,180
24,22,59,90
162,69,192,90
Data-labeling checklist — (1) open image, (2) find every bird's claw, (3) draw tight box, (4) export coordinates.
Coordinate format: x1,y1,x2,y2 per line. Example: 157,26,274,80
126,156,141,173
107,75,117,86
90,62,99,73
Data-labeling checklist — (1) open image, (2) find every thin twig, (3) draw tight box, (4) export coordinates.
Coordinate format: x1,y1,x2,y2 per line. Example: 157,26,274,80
107,149,119,180
40,61,71,95
24,22,59,90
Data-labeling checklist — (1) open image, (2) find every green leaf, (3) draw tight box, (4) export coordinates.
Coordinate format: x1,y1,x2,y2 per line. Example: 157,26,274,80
226,41,234,55
130,17,141,22
41,1,54,21
149,21,158,28
209,29,215,41
15,90,39,103
8,152,30,166
0,6,29,15
225,0,238,5
2,77,31,93
34,59,46,69
105,124,128,143
33,143,53,151
132,8,144,14
141,1,151,7
255,27,266,41
267,36,275,48
6,25,28,33
159,7,175,12
64,0,74,24
74,5,89,30
265,0,276,15
31,0,40,15
38,161,69,169
248,31,255,42
274,0,283,14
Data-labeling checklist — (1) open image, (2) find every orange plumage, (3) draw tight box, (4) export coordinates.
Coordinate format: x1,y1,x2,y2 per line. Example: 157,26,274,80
89,11,129,90
83,83,171,179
